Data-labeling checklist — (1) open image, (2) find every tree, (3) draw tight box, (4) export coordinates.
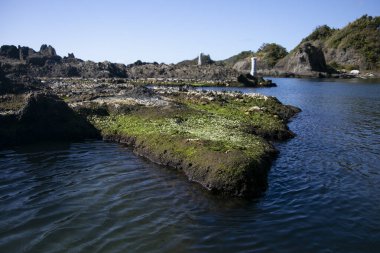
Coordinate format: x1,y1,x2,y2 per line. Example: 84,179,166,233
256,43,288,67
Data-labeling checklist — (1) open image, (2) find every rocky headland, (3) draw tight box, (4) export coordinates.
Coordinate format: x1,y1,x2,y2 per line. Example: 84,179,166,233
223,15,380,79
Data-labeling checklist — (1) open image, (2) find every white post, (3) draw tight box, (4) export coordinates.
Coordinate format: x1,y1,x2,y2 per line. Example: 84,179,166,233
198,52,202,66
250,57,257,76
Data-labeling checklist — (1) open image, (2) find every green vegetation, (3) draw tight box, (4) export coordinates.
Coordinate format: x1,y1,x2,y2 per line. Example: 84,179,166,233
300,15,380,70
221,51,254,67
87,90,298,196
220,44,287,69
301,25,337,43
326,15,380,69
256,43,288,68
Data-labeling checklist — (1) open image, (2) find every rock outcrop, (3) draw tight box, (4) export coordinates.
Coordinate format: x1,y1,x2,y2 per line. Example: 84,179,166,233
0,44,129,78
81,85,300,197
237,74,276,87
0,69,43,94
0,45,19,59
276,15,380,75
126,62,238,81
274,42,327,76
0,92,100,148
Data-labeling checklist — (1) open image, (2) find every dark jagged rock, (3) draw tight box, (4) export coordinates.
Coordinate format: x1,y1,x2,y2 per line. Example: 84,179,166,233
39,44,57,56
237,74,276,87
0,45,19,59
0,92,100,148
18,46,38,61
0,45,129,78
0,69,43,94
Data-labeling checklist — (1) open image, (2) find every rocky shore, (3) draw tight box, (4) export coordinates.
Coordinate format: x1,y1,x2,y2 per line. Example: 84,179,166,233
0,44,276,87
0,44,303,197
0,70,300,197
76,84,299,197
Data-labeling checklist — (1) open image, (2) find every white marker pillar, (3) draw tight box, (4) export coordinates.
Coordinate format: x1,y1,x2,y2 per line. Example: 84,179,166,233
250,57,257,76
198,52,202,66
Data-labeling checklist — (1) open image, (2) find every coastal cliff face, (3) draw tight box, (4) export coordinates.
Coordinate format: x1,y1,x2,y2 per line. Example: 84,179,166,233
220,15,380,77
273,15,380,76
322,15,380,70
274,42,327,76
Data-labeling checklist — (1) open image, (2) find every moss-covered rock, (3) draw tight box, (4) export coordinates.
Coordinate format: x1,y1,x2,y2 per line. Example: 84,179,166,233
84,88,300,197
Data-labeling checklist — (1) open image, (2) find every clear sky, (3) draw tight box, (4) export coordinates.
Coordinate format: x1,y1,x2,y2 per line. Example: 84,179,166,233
0,0,379,64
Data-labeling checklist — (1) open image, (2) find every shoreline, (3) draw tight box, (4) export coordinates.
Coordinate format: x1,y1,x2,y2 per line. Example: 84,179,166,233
0,79,300,197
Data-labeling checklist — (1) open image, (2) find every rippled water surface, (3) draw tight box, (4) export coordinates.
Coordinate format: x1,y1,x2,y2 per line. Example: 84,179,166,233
1,78,380,252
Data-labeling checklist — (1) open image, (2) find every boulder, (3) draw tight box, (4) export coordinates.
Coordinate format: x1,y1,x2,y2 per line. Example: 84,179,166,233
0,92,100,148
237,74,276,87
350,69,360,75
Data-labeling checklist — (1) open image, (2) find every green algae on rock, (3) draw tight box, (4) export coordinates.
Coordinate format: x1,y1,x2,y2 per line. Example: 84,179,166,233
82,87,300,197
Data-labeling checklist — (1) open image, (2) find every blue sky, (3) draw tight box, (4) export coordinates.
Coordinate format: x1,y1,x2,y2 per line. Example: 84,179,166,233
0,0,379,64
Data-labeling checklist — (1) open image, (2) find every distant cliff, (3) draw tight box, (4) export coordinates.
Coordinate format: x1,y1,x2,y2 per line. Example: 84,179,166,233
274,15,380,75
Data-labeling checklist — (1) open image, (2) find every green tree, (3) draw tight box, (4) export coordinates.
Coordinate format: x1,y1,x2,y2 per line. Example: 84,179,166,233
256,43,288,67
302,25,337,42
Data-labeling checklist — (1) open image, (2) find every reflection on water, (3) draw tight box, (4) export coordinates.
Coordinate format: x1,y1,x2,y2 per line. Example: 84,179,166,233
1,78,380,252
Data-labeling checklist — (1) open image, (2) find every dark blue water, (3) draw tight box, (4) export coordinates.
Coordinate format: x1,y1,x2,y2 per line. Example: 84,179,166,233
1,78,380,252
